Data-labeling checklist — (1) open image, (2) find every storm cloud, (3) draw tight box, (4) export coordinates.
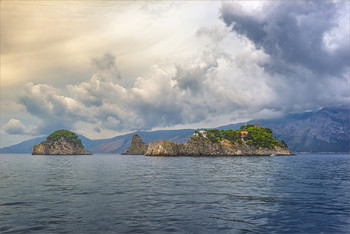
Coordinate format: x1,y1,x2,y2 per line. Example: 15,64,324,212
220,1,350,112
221,1,350,76
2,1,349,146
19,51,272,135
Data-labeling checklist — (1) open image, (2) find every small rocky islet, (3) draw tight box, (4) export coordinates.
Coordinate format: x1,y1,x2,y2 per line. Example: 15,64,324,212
126,124,293,156
122,134,147,155
32,130,90,155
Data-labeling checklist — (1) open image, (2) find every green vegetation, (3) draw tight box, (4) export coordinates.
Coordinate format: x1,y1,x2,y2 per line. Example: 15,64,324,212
199,125,287,149
47,130,83,147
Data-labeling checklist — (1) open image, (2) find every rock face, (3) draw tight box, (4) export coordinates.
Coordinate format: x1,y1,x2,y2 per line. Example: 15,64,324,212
144,140,177,156
32,130,90,155
145,137,293,156
122,134,148,155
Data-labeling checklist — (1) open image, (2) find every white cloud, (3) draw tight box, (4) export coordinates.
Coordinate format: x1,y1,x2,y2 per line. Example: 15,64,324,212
18,82,94,134
3,119,26,135
18,46,278,136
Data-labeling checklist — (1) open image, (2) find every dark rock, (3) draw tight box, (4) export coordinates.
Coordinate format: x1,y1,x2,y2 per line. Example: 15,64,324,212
144,140,177,156
122,134,148,155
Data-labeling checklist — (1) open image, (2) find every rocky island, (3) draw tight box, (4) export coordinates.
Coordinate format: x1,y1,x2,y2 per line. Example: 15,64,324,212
145,124,293,156
122,134,148,155
32,130,91,155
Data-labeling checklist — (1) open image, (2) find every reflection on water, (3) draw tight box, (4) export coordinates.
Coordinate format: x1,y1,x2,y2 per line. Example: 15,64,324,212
0,154,349,233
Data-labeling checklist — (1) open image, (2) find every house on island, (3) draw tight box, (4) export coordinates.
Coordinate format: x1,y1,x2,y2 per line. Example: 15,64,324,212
240,131,248,137
193,130,207,138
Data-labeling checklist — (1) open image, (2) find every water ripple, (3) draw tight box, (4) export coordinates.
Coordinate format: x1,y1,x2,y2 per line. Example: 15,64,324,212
0,153,349,233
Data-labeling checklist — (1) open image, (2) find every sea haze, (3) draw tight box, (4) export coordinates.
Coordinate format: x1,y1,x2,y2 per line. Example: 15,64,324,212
0,154,349,233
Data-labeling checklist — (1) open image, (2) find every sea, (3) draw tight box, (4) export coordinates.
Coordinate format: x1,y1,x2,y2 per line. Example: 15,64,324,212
0,153,349,233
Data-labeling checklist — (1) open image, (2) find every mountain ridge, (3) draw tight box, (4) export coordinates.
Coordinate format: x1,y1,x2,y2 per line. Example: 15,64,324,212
1,106,349,154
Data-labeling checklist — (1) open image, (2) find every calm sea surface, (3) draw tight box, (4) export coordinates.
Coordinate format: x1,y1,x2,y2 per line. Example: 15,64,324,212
0,153,349,233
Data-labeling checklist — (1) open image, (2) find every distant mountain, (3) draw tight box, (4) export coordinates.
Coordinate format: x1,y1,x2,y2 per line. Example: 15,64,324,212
220,106,350,153
0,136,46,154
1,106,349,154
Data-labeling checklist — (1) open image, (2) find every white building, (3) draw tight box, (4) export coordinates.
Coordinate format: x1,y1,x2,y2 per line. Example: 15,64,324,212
193,130,207,138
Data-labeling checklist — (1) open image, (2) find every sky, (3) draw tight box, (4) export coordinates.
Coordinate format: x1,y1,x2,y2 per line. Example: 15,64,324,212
1,0,349,147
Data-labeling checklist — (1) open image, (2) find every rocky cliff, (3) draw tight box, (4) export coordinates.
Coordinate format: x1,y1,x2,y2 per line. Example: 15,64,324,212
145,140,178,156
32,130,90,155
122,134,148,155
145,136,292,156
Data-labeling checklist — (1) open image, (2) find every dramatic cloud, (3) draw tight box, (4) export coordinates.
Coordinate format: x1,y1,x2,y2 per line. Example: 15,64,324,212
1,1,349,147
221,1,350,76
18,83,92,134
3,119,26,135
18,50,273,135
220,1,350,112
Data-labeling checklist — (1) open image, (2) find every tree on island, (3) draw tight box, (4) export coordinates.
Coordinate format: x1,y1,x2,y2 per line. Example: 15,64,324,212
46,130,83,147
199,125,288,149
